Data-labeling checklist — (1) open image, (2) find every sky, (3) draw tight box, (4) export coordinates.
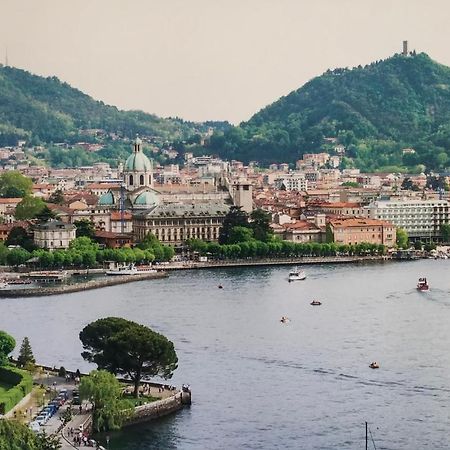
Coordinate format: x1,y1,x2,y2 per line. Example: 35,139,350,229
1,0,450,124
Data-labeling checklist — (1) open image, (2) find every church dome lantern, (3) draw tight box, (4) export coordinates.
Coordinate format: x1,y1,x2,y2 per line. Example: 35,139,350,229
124,137,154,190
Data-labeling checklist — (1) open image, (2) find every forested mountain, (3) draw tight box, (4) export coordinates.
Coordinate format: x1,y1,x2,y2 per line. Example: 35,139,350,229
207,53,450,171
0,65,221,146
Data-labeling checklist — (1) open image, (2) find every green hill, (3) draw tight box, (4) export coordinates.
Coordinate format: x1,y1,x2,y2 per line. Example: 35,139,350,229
0,65,215,146
207,53,450,171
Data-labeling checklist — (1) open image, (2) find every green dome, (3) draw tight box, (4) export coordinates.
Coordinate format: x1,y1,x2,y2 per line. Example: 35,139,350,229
98,191,115,206
125,151,152,172
134,190,160,207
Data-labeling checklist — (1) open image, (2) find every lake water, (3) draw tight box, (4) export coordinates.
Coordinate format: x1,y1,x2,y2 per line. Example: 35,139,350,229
1,260,450,449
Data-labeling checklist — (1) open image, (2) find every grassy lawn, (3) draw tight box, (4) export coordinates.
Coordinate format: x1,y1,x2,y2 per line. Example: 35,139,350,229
0,381,14,395
119,394,160,410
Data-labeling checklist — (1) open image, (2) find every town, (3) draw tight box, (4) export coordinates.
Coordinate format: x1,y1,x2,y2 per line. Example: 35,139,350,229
0,135,449,258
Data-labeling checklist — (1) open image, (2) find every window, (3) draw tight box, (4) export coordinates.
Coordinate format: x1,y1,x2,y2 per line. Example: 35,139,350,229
129,175,134,186
140,174,144,185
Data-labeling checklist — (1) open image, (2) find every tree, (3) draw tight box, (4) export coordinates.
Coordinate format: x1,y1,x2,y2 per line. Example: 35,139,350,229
228,226,253,244
35,206,57,222
0,419,60,449
80,317,178,397
15,196,46,220
79,370,123,432
0,242,9,265
47,190,65,205
17,337,35,368
6,248,31,267
441,223,450,243
5,226,36,252
0,171,32,198
396,228,409,249
74,219,96,239
219,206,249,244
250,209,272,242
0,330,15,366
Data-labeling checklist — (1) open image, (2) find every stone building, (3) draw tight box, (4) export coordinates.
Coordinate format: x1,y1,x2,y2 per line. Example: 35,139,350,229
133,203,229,247
32,220,76,250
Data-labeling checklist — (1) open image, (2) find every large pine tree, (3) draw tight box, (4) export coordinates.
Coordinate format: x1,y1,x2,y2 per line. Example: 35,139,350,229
17,337,35,367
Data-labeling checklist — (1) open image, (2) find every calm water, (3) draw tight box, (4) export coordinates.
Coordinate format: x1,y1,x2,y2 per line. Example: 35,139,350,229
1,260,450,449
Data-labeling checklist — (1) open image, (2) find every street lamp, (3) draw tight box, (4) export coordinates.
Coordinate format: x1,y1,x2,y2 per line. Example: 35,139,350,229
106,435,110,449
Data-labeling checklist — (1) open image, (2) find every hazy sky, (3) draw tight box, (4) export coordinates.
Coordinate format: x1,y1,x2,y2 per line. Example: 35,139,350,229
1,0,450,124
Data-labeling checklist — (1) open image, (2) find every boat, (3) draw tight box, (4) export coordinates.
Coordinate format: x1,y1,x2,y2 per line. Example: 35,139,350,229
369,362,379,369
288,267,306,282
417,277,429,291
106,263,157,276
280,316,290,323
310,300,322,306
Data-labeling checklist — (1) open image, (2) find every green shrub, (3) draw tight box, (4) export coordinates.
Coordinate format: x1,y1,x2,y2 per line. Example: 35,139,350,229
0,366,33,414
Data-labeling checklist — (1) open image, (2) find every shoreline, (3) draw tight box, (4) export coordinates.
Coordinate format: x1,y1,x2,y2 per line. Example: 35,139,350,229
0,271,168,298
0,255,406,298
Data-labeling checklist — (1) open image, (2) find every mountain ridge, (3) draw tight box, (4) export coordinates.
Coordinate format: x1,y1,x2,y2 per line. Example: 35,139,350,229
207,52,450,171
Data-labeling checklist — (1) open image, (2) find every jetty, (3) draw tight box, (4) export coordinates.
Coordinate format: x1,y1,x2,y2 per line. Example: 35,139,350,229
0,271,167,298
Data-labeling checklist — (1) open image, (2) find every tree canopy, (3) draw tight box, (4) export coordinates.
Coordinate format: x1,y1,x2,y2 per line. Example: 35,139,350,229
396,228,409,249
14,196,46,220
80,317,178,397
0,419,60,450
17,337,35,368
0,330,15,366
79,370,123,432
0,171,32,198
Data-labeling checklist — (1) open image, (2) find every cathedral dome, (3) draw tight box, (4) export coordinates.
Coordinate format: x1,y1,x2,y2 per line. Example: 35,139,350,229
125,151,152,172
98,191,115,206
134,190,160,208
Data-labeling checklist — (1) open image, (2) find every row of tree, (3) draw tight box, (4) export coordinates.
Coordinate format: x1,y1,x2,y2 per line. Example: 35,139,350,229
188,238,386,259
0,235,175,268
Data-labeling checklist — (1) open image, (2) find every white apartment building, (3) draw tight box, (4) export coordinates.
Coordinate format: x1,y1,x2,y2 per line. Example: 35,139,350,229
274,173,308,191
32,220,76,250
365,199,450,240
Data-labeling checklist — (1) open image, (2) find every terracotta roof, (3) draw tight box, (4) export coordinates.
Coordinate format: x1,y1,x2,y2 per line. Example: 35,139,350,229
110,212,132,221
283,220,319,231
329,218,393,228
86,183,118,190
0,198,22,204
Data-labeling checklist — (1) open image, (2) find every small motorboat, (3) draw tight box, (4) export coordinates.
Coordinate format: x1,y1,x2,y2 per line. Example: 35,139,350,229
369,362,379,369
310,300,322,306
280,316,290,323
417,277,429,291
218,285,223,289
288,267,306,282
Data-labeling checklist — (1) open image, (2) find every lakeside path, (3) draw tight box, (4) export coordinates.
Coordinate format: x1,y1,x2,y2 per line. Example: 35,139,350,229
161,254,393,271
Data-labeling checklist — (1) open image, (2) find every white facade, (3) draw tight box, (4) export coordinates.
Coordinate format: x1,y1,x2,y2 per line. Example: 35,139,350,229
33,221,76,250
274,173,308,191
365,199,450,239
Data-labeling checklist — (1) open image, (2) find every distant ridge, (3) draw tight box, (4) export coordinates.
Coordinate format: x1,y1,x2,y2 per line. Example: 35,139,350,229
0,65,222,146
207,52,450,171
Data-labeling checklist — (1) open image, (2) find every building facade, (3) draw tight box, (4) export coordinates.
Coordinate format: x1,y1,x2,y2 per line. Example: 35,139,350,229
132,203,229,247
365,199,450,241
328,218,396,247
33,220,76,250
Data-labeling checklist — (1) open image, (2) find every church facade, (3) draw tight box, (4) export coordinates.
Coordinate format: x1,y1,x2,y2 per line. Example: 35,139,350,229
98,138,230,247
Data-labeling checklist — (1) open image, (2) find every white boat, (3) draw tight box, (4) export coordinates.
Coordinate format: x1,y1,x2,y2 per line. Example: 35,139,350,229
106,263,157,276
288,267,306,282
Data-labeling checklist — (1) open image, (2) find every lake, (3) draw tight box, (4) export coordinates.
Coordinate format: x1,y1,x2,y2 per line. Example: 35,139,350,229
1,259,449,449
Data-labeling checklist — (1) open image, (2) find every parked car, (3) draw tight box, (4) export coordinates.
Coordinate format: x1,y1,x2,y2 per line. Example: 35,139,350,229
35,414,49,425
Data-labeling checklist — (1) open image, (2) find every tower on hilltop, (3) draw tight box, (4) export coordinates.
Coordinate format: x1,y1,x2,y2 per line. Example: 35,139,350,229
402,41,408,56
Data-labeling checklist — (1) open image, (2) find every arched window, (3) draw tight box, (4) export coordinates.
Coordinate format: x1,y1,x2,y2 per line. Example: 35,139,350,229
149,175,152,185
140,174,144,185
129,175,134,186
